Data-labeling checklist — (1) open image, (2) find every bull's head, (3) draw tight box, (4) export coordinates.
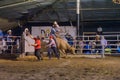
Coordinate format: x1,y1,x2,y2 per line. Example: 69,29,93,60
69,47,76,54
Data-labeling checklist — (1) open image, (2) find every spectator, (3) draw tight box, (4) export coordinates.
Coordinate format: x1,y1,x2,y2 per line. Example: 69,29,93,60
73,37,77,48
91,41,96,53
105,42,111,54
101,36,107,47
5,30,13,53
95,33,101,53
95,33,100,41
0,29,3,53
78,38,84,54
84,41,91,54
65,33,74,46
0,29,3,38
100,36,107,58
117,41,120,53
6,30,13,42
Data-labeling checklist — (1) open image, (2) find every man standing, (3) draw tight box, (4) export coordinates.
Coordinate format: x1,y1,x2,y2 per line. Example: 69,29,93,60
5,30,13,53
101,36,107,47
100,36,107,58
47,36,60,59
22,28,34,55
30,35,43,61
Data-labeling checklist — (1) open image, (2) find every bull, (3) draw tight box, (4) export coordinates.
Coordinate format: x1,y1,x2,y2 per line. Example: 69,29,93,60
41,37,76,57
56,37,76,57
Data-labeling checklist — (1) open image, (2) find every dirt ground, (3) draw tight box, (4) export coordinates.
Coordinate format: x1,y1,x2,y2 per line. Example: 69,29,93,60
0,55,120,80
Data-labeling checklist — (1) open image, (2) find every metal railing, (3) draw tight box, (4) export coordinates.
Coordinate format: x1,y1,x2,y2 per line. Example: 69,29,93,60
72,34,120,56
0,36,21,54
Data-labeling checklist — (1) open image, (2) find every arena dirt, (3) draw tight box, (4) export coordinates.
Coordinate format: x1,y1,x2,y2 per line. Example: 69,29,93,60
0,56,120,80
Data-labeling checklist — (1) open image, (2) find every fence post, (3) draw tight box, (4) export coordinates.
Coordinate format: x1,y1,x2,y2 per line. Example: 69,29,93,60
101,45,105,58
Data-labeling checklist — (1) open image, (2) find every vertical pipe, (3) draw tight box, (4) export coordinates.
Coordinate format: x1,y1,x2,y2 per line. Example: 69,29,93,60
101,45,105,58
77,0,80,36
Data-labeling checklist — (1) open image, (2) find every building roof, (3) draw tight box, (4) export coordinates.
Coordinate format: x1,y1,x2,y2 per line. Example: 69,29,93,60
0,0,120,30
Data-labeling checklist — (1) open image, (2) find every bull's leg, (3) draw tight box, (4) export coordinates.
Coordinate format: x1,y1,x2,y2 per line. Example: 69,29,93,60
60,49,67,58
59,50,65,57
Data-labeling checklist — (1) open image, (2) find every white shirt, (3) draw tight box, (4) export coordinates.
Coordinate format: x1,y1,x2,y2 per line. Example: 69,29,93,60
101,39,107,46
48,38,56,47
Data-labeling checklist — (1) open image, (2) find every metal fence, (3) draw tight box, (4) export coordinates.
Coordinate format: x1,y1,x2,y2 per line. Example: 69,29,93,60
0,36,21,54
1,33,120,58
73,34,120,57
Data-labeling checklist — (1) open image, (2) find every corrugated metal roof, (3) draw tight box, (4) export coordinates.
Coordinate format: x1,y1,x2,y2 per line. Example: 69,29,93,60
0,0,120,30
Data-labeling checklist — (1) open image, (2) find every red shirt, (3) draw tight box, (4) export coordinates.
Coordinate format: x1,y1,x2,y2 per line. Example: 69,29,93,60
34,38,41,49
